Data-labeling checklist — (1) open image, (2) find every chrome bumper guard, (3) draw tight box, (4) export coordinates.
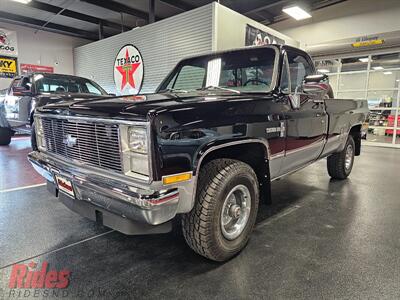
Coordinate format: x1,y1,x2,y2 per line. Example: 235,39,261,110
28,151,194,231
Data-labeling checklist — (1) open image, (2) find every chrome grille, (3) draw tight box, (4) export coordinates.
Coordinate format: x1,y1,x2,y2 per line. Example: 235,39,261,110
41,117,122,172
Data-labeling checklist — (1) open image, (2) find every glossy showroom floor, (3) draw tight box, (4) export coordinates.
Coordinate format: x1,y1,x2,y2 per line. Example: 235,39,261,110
1,137,400,299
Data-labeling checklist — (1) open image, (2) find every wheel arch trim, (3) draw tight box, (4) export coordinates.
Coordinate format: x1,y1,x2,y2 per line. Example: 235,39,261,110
187,138,271,211
193,138,271,175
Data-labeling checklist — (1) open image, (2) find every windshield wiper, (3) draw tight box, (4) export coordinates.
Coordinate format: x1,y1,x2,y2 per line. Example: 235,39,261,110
159,88,189,93
196,86,241,94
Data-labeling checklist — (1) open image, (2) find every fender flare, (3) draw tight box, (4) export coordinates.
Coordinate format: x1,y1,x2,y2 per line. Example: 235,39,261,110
193,138,271,175
188,138,272,208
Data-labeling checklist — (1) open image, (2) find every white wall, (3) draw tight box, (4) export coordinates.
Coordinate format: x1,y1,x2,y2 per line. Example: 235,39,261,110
73,3,299,95
215,4,298,51
0,21,89,90
74,4,214,94
272,0,400,47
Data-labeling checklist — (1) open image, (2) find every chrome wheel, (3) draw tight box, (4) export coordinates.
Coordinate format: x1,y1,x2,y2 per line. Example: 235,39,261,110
220,184,251,240
345,144,354,170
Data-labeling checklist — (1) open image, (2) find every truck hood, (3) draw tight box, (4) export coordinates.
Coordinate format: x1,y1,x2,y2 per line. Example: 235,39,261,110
37,91,274,121
36,93,110,107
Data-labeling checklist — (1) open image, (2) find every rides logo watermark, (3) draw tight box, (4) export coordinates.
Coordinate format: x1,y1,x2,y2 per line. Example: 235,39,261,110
3,261,114,298
1,261,71,298
9,261,70,289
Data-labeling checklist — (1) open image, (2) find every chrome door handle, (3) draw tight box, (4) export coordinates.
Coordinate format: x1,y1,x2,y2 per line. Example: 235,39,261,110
313,99,324,104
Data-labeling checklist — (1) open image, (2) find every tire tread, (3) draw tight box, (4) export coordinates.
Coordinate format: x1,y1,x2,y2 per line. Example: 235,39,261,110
327,136,355,179
182,159,258,261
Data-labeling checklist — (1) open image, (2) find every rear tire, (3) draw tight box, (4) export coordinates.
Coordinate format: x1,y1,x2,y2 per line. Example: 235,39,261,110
327,136,355,179
0,127,12,146
182,159,259,261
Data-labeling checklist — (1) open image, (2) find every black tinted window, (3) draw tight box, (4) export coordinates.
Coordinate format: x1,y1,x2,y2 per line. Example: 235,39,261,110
34,75,105,95
160,48,277,93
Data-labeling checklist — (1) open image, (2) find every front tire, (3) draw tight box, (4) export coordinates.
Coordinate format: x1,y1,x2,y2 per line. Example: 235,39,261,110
182,159,259,261
327,136,355,179
0,127,12,146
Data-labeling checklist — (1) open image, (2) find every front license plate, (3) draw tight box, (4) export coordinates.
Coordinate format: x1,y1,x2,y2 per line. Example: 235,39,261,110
55,175,75,197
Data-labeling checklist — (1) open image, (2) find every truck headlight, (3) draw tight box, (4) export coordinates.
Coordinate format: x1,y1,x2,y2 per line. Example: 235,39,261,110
34,117,46,151
121,125,150,180
129,127,148,154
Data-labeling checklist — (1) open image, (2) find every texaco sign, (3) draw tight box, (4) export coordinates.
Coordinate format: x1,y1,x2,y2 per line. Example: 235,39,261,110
113,44,144,95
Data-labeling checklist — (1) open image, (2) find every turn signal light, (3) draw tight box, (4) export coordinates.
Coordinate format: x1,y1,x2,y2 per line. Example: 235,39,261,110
162,172,192,185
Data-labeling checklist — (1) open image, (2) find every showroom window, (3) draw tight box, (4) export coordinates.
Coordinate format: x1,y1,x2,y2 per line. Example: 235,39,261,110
315,51,400,146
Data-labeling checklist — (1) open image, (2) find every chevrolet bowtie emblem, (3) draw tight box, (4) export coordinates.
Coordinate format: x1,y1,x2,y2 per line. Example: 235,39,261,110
63,134,77,147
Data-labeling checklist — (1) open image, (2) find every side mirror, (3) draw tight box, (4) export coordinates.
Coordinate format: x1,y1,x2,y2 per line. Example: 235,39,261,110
304,74,329,84
12,86,32,97
303,74,331,97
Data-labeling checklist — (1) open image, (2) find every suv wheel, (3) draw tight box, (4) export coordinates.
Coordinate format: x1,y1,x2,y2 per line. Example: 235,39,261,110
182,159,259,261
0,127,12,146
327,135,355,179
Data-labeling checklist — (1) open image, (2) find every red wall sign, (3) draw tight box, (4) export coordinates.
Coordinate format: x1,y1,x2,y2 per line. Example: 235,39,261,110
20,63,54,74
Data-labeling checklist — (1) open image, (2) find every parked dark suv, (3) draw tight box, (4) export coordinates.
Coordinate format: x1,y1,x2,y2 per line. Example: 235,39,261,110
0,73,110,146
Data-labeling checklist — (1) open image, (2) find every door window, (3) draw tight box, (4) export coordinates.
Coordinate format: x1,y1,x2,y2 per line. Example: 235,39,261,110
280,54,290,93
287,51,313,93
9,78,22,95
21,77,31,90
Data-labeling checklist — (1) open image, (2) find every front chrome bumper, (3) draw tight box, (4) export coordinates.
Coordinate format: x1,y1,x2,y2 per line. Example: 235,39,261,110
28,151,196,233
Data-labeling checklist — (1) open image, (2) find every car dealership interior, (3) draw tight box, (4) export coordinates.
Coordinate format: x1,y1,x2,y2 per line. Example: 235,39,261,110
1,0,400,298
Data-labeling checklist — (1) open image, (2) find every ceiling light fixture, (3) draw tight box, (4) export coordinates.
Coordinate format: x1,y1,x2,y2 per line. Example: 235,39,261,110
373,66,384,70
11,0,32,3
282,5,312,20
383,71,393,75
317,69,330,73
359,57,369,63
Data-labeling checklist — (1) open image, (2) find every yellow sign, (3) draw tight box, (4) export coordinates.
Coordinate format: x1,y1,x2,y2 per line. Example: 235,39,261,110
352,39,384,48
0,56,17,78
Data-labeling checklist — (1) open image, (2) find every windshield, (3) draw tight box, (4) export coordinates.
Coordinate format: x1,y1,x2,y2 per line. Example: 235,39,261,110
33,74,107,95
159,47,277,93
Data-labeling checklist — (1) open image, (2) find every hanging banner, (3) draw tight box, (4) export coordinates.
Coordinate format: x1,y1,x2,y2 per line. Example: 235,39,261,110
0,28,18,57
245,24,285,46
20,63,54,74
0,56,18,78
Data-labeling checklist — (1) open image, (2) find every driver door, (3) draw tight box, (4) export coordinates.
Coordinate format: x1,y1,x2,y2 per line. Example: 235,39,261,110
280,50,328,174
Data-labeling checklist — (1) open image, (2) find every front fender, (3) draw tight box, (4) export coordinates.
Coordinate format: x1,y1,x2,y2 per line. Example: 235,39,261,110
193,137,271,175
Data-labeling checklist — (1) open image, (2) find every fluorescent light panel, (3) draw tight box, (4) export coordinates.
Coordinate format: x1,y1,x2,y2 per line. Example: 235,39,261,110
383,71,393,75
373,66,384,70
11,0,32,3
317,69,330,73
282,6,312,20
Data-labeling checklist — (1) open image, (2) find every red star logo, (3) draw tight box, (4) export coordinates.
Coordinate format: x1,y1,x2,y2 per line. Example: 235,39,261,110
116,48,141,90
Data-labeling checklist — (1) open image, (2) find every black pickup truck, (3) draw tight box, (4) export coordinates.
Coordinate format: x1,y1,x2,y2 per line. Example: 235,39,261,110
28,45,369,261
